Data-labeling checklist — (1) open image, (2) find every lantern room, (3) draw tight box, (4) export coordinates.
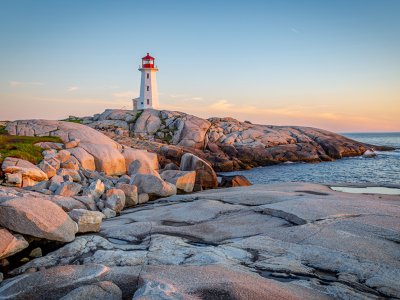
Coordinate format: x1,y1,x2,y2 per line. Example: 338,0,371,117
142,53,155,68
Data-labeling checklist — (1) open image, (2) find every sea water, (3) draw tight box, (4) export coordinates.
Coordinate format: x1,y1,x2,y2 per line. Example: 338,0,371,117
220,132,400,185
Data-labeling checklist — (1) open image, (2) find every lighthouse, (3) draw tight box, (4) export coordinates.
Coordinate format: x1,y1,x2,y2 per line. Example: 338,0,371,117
133,53,159,110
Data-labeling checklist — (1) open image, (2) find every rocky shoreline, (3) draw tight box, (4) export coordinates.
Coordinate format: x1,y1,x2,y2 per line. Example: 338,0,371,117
71,109,393,171
1,183,399,299
0,110,398,299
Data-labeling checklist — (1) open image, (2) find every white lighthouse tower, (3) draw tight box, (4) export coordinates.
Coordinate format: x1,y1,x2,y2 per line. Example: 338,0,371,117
133,53,159,110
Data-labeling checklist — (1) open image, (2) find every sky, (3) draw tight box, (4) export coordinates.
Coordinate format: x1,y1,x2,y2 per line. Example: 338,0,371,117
0,0,399,132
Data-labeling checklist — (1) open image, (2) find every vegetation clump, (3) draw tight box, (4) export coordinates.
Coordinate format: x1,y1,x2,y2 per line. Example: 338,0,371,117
0,125,63,165
61,116,82,124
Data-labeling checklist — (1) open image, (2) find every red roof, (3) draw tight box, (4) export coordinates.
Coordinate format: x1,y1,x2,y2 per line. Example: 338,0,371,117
142,53,154,60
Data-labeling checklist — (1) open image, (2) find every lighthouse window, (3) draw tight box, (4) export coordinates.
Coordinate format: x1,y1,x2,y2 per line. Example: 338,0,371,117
147,73,149,79
147,99,149,105
147,86,149,91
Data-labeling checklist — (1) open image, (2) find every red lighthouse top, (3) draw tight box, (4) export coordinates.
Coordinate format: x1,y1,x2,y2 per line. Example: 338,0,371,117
142,53,155,68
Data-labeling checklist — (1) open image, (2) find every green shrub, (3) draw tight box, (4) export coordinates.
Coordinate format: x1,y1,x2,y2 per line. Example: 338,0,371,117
0,132,62,165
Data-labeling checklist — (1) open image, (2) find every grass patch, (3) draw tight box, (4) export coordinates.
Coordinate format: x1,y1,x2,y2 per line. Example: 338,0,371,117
0,126,63,165
62,119,82,124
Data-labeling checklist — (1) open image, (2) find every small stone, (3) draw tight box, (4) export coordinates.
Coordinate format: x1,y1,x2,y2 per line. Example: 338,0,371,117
0,259,10,267
55,182,82,197
61,156,80,170
82,179,104,200
102,208,116,218
57,168,81,182
49,175,64,192
64,138,80,149
4,173,22,187
138,193,149,204
117,175,131,184
38,160,57,178
68,209,104,233
20,257,29,263
29,247,42,258
56,150,71,163
105,189,126,213
115,183,138,207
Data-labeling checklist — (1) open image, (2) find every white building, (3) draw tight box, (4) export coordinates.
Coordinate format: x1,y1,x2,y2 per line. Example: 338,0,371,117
133,53,159,110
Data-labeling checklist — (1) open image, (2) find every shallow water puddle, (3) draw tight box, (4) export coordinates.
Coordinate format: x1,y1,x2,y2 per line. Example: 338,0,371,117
330,186,400,195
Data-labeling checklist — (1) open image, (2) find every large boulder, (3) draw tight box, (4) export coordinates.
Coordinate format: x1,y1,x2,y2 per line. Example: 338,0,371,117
55,182,82,197
175,114,211,149
0,196,78,242
160,170,196,193
220,175,252,187
82,179,104,200
121,147,158,173
5,120,126,176
105,189,126,213
38,160,57,179
2,157,48,187
130,174,177,198
67,147,96,171
179,153,218,191
128,160,159,177
68,209,104,233
133,109,162,136
115,183,138,207
0,228,29,259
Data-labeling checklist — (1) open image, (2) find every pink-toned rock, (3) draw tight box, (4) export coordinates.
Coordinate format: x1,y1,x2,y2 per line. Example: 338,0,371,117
0,197,78,242
56,150,71,163
115,183,138,207
1,157,48,187
105,189,126,213
161,170,196,193
38,160,57,178
67,147,96,171
0,228,29,259
5,120,126,176
68,209,104,233
64,138,80,149
179,153,218,191
60,156,80,170
122,147,159,173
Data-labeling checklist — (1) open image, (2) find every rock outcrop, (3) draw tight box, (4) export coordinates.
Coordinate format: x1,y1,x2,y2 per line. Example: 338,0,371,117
83,109,390,172
1,183,399,299
5,120,126,175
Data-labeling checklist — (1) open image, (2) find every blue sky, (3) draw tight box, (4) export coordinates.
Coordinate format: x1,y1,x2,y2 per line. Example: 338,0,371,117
0,0,399,131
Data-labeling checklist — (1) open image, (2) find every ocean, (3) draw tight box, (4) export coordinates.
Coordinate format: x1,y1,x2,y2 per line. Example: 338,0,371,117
220,132,400,185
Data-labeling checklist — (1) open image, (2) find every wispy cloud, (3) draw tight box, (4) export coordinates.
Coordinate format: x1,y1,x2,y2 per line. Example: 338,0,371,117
9,81,43,87
67,86,80,92
191,96,203,101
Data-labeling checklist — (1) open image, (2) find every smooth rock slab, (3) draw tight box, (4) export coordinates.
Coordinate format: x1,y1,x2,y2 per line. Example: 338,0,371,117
0,197,78,242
